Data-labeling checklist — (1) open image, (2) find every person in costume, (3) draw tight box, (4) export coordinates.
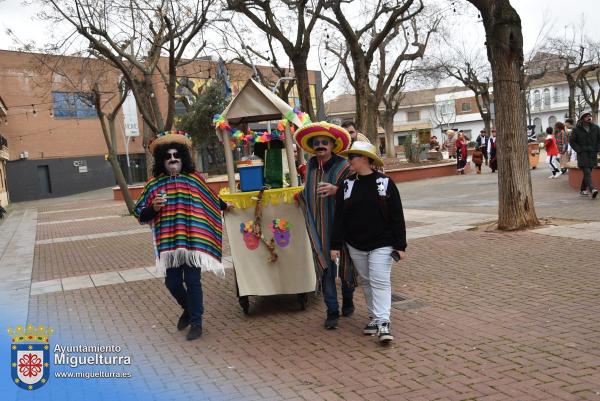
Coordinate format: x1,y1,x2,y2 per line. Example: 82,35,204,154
455,131,468,174
331,141,407,344
488,129,498,173
134,132,230,341
295,122,355,330
342,120,371,143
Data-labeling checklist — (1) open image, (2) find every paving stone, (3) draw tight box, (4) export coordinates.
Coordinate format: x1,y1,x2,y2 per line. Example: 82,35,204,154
90,271,126,286
30,279,63,295
61,275,94,291
120,267,156,282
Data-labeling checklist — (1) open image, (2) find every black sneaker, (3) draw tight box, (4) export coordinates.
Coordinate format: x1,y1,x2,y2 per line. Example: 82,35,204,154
378,322,394,344
592,189,598,199
363,319,378,335
341,299,355,317
177,310,190,331
324,313,339,330
186,325,203,341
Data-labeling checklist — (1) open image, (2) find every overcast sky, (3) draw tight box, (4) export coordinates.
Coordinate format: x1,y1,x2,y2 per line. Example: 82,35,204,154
1,0,599,99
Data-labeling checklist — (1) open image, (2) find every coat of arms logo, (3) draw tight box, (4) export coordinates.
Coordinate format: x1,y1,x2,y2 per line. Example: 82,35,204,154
8,324,53,390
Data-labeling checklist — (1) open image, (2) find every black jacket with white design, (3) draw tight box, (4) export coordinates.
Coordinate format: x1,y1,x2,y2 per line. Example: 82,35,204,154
331,171,407,252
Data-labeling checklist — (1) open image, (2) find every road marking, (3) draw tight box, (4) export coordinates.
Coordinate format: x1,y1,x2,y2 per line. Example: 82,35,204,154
35,228,150,245
38,215,124,225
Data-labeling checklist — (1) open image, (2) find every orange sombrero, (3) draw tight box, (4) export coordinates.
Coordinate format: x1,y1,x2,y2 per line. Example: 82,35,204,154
149,131,193,154
294,121,351,154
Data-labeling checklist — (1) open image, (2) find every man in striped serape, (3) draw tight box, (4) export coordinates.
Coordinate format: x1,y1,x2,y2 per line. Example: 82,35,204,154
295,122,356,330
134,132,229,341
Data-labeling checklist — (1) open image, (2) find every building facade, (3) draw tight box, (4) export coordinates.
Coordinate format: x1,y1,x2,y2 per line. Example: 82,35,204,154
325,68,599,151
0,96,9,206
0,50,325,201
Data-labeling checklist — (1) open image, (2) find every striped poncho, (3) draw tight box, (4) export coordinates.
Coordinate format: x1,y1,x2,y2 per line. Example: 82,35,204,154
133,172,224,277
298,154,356,287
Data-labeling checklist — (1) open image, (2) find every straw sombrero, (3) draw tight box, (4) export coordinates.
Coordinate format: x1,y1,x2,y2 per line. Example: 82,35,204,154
149,131,193,154
339,141,384,167
294,121,351,154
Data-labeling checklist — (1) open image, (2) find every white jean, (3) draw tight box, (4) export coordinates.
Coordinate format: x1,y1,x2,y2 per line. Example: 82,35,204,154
347,244,393,324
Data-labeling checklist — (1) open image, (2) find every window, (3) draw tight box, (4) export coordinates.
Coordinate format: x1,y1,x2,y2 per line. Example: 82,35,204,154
460,102,472,112
548,116,557,128
553,87,561,103
436,100,455,116
52,92,96,119
543,88,551,107
533,90,541,109
407,111,420,122
287,84,318,114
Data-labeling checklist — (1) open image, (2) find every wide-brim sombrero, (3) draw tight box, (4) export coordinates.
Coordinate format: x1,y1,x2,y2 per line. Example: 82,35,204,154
149,132,193,154
339,140,384,167
294,121,351,154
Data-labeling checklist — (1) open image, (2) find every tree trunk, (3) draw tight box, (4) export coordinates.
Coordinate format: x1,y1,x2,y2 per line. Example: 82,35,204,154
475,0,539,230
366,97,380,145
567,78,576,120
384,114,396,157
291,58,315,120
353,60,371,136
103,118,135,213
483,117,492,137
593,102,599,123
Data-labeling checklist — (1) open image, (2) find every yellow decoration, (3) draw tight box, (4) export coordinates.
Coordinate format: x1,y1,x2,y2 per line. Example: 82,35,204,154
220,186,304,210
12,362,16,367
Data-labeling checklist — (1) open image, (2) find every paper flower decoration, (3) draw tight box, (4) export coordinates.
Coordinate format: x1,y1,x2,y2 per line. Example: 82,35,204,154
269,218,292,248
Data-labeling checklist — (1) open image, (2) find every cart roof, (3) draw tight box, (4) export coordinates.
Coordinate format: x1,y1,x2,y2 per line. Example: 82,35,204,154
221,79,302,126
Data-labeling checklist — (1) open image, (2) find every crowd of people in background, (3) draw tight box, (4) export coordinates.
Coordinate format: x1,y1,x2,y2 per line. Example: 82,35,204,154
423,113,599,199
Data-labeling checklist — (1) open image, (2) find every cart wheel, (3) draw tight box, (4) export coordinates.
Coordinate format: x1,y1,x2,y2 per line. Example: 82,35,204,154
532,166,536,169
239,296,250,315
297,293,308,311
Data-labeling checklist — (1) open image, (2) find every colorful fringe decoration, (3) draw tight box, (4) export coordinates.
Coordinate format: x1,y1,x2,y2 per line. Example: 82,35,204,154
212,108,311,147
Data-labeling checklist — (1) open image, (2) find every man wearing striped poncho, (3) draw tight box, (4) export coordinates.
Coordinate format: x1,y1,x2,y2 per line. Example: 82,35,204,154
134,132,229,341
294,122,356,330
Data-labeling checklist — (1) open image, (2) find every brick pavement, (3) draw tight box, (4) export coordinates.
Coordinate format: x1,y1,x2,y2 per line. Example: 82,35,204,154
8,166,600,400
26,229,600,400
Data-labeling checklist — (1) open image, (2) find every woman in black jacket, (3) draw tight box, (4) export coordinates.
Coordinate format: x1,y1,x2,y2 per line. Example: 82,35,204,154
330,141,407,344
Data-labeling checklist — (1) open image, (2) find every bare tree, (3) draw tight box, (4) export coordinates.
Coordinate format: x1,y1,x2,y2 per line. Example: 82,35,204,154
225,0,324,119
435,51,493,136
430,99,457,140
546,36,599,119
216,28,295,103
577,41,600,122
380,73,409,157
320,0,438,143
38,0,216,166
465,0,539,230
21,52,137,212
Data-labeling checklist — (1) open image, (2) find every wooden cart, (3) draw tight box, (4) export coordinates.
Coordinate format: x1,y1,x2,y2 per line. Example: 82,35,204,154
215,80,316,314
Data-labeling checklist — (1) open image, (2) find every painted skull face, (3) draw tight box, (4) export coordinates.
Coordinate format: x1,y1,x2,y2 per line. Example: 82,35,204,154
164,148,182,175
274,230,290,247
243,232,259,250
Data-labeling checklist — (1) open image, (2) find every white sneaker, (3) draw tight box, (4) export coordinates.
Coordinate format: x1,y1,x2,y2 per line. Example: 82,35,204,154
378,322,394,343
554,171,563,178
548,175,556,179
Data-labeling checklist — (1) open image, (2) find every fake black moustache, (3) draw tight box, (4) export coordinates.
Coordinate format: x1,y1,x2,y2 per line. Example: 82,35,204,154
168,160,180,164
315,147,327,152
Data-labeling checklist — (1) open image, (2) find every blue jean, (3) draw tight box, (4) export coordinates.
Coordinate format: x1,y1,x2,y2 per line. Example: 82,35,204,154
322,259,354,316
165,265,203,327
347,245,393,324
